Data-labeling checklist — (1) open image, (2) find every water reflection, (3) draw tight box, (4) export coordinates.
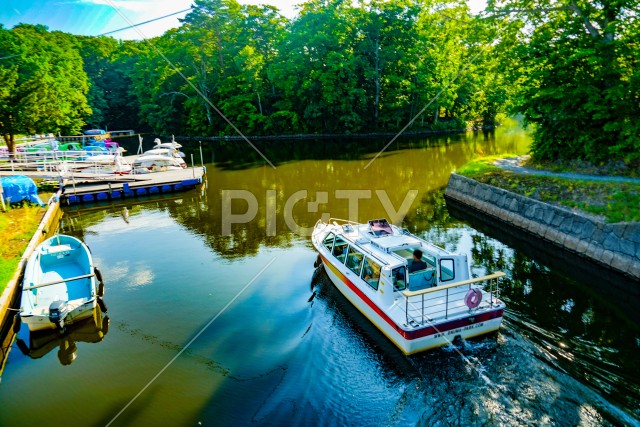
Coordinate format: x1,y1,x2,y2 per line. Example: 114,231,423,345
15,308,109,366
145,126,530,259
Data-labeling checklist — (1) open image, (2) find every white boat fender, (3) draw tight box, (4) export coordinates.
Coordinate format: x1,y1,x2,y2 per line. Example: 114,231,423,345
464,288,482,309
97,296,108,313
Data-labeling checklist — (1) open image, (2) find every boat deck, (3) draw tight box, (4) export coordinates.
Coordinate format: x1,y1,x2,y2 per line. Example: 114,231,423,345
26,262,89,315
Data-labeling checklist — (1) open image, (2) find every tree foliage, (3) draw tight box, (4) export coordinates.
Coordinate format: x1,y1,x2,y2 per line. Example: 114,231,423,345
0,24,91,152
2,0,636,163
491,0,640,163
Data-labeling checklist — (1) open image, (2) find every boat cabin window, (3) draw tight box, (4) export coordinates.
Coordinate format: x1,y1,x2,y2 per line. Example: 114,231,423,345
322,233,335,252
439,259,455,282
361,257,381,290
332,236,349,263
392,266,407,291
345,246,364,275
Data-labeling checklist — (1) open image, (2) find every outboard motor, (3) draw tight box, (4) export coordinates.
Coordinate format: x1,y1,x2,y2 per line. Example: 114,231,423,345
49,300,69,331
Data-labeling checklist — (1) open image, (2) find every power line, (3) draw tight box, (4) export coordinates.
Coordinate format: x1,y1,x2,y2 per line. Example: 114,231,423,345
99,7,192,36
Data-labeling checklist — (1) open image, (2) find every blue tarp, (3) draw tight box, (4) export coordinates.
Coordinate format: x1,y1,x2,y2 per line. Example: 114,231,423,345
1,175,44,206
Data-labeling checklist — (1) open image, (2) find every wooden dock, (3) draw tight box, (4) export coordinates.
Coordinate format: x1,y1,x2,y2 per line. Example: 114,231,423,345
61,167,206,205
0,161,206,205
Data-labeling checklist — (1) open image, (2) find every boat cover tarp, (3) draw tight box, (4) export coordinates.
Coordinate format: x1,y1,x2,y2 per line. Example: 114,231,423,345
1,175,44,206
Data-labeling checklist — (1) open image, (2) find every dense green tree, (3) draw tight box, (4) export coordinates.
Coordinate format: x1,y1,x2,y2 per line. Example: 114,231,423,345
0,0,551,150
0,24,91,153
490,0,640,163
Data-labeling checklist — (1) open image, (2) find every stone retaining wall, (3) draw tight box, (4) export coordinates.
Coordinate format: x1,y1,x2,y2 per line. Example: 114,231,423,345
445,173,640,280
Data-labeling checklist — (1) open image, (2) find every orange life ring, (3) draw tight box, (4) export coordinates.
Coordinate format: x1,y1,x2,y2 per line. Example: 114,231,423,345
465,288,482,309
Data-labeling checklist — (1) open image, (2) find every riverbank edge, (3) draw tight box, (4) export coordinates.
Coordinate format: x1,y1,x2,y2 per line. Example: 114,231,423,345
0,193,62,350
444,173,640,281
169,126,471,142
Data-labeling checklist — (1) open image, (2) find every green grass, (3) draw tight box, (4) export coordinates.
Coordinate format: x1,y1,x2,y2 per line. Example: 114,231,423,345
457,157,640,223
0,204,46,294
457,157,504,176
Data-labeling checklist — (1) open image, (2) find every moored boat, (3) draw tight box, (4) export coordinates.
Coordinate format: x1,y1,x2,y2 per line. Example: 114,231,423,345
311,218,506,355
132,154,185,173
19,235,105,332
140,147,187,168
68,148,132,175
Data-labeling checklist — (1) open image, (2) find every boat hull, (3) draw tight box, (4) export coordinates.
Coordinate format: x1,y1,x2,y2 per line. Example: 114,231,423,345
20,299,97,332
321,255,504,355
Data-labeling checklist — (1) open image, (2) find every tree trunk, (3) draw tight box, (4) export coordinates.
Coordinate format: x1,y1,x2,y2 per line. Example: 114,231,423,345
256,90,263,115
3,133,15,156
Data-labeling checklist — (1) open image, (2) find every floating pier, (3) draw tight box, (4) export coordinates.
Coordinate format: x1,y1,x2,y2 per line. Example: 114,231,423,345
60,167,206,205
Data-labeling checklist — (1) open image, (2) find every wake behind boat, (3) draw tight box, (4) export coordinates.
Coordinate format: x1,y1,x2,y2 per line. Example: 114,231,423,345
19,235,106,332
311,218,506,355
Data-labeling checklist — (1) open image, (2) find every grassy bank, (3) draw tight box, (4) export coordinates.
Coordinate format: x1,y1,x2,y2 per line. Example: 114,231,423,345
457,156,640,223
0,198,51,294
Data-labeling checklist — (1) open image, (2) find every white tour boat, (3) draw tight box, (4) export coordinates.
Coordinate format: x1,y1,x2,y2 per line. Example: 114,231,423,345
311,218,506,355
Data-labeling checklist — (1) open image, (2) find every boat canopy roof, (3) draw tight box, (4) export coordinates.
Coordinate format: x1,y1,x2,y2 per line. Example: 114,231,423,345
321,219,453,268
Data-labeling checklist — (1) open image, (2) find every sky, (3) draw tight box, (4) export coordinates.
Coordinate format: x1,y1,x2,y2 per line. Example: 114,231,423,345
0,0,488,40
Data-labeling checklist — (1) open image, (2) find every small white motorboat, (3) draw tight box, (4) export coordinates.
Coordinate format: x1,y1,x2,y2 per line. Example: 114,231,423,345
19,235,106,332
311,218,506,355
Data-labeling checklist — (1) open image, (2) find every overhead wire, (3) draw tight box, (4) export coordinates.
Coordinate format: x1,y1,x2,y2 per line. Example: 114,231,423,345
98,7,192,36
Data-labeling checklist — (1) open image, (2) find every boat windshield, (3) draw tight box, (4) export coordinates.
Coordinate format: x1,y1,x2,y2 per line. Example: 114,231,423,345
392,266,407,291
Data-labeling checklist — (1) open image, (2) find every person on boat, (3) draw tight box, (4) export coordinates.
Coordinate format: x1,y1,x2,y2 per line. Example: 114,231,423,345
409,249,427,273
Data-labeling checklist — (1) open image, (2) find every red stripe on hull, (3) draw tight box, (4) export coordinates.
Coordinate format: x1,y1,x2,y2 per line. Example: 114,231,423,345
320,254,504,341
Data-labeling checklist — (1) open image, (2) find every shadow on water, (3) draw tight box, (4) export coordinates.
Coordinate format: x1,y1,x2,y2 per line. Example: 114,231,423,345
445,197,640,319
441,196,640,424
295,264,638,426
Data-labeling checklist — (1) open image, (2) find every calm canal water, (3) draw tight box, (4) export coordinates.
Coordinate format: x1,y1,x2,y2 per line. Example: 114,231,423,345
1,124,639,426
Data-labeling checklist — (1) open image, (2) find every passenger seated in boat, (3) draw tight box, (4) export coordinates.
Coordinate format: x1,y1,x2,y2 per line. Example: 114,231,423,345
408,249,427,273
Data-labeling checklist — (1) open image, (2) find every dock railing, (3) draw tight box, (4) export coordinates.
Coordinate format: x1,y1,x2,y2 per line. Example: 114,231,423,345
400,272,505,326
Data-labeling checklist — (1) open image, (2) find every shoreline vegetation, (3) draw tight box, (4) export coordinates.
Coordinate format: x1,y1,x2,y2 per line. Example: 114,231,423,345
0,204,47,294
1,1,637,167
457,156,640,223
171,126,473,142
